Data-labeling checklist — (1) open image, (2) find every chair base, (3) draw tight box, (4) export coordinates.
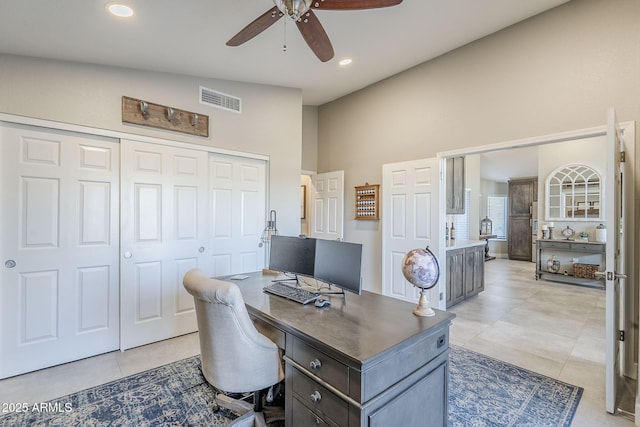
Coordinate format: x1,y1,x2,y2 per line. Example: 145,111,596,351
215,393,284,427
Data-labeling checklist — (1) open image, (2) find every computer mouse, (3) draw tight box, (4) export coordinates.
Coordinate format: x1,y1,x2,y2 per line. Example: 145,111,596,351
314,298,330,308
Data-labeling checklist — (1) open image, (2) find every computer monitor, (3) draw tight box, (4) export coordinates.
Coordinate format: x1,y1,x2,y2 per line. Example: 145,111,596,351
314,239,363,295
268,235,316,277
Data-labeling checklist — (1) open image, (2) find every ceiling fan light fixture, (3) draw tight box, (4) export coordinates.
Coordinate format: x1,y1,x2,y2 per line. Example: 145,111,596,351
273,0,314,21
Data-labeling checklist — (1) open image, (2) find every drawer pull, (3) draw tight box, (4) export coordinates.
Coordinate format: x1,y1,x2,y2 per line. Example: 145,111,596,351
310,390,322,403
309,358,322,370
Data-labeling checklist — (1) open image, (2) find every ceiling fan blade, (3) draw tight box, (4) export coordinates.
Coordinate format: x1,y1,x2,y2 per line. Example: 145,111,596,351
313,0,402,10
296,10,334,62
226,6,283,46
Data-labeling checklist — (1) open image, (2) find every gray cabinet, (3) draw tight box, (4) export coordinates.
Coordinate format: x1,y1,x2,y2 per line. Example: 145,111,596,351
446,157,465,214
508,178,537,261
447,244,484,308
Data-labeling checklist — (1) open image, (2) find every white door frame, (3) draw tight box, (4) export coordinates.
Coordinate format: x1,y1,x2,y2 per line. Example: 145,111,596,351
437,119,636,410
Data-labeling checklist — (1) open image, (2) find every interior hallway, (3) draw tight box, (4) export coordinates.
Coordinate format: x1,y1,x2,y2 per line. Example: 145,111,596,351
0,259,635,426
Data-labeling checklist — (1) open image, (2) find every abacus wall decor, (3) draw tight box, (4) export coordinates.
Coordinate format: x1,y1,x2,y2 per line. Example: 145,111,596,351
355,183,379,220
122,96,209,137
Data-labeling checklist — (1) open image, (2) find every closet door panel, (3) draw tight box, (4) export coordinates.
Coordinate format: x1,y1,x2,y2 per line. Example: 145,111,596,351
1,123,119,379
120,139,208,350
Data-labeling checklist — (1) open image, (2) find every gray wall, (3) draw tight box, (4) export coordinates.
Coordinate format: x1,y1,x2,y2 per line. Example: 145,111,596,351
0,54,304,236
317,0,640,293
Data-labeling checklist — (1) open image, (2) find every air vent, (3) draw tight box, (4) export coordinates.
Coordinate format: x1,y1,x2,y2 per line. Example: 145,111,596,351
199,86,242,113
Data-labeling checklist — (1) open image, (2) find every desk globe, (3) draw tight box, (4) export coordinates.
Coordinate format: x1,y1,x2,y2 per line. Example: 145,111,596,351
401,246,440,317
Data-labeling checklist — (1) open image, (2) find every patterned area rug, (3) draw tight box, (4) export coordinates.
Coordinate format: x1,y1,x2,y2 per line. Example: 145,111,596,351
449,346,583,427
1,346,582,427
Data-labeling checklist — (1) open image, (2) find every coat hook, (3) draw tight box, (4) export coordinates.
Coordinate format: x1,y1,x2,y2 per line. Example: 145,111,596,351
140,101,149,119
167,107,178,124
192,113,198,127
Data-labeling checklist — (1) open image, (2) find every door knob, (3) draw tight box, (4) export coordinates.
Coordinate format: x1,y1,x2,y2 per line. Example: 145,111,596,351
4,259,16,268
123,251,132,259
198,247,205,253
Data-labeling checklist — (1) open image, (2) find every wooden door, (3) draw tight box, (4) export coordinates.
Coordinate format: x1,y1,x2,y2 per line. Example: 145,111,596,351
120,139,208,350
1,123,119,378
508,178,534,260
209,153,266,276
382,158,441,306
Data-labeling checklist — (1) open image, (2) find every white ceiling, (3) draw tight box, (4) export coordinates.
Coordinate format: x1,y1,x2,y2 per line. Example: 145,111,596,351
0,0,569,105
480,146,539,183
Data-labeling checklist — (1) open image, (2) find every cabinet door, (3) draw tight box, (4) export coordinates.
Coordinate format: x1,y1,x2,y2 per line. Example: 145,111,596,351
446,249,465,307
464,246,484,297
508,217,532,261
446,157,465,214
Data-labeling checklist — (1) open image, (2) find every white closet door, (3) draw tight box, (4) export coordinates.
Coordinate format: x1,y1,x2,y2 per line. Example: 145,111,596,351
120,139,208,350
382,158,441,307
0,123,119,378
209,153,266,276
309,171,344,240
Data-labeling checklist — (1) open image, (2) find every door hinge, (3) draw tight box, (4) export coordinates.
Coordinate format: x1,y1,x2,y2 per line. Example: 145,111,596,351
620,151,626,162
439,292,444,301
619,330,625,341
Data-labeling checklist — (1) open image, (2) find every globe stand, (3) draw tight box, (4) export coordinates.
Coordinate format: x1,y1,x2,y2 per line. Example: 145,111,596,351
413,288,435,317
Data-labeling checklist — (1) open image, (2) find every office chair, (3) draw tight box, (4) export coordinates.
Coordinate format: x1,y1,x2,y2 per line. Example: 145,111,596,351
183,269,284,426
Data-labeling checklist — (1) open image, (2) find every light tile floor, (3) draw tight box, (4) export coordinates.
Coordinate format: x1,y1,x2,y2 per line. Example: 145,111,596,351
0,259,635,426
449,258,634,426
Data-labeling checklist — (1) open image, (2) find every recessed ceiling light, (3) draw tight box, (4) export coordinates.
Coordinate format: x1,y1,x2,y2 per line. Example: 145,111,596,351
339,58,353,67
107,3,134,18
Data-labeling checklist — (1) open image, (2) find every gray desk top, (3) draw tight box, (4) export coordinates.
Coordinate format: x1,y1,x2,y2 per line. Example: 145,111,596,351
221,271,455,369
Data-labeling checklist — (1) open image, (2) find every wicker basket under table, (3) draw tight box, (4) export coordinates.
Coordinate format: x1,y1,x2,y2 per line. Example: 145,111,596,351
573,263,599,279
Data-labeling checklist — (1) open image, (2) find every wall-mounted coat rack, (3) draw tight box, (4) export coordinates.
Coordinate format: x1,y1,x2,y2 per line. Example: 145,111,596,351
122,96,209,137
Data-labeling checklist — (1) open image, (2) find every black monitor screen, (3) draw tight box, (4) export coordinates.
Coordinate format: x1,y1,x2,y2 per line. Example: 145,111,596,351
269,235,316,277
314,239,363,295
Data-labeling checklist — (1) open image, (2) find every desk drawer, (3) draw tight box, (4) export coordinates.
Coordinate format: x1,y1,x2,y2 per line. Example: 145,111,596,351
291,337,349,394
291,397,337,427
291,367,348,426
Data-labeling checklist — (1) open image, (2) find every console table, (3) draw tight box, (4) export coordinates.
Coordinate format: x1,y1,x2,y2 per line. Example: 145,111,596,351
219,272,455,427
535,239,605,288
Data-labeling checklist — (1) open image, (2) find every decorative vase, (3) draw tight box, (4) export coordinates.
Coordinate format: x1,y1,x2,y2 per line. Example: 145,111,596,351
546,255,560,273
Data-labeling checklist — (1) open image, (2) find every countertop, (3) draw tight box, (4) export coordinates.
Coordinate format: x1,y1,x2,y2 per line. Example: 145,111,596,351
445,239,486,250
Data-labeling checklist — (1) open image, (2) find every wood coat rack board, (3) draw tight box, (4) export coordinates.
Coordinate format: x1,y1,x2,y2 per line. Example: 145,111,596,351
121,96,209,137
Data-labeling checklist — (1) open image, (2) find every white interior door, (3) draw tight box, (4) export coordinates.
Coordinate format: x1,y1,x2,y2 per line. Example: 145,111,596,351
382,158,441,307
603,108,626,413
1,123,119,378
209,153,266,276
120,139,208,350
309,171,344,240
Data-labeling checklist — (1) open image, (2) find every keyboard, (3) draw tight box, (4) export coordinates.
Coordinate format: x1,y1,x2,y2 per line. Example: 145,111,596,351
263,282,319,305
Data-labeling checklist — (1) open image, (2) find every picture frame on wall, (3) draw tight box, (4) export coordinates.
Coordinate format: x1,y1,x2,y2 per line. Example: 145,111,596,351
300,185,307,219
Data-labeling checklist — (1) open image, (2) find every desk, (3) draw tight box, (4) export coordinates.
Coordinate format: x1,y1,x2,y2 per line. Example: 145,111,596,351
220,272,455,427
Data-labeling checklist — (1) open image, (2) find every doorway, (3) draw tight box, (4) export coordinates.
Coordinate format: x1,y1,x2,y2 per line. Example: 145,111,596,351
438,119,636,415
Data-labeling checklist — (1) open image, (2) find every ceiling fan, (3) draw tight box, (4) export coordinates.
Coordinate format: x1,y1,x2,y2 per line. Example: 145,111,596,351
226,0,403,62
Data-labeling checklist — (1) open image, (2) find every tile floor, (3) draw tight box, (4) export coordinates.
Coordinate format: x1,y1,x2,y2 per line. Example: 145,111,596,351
0,259,635,426
450,258,634,426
